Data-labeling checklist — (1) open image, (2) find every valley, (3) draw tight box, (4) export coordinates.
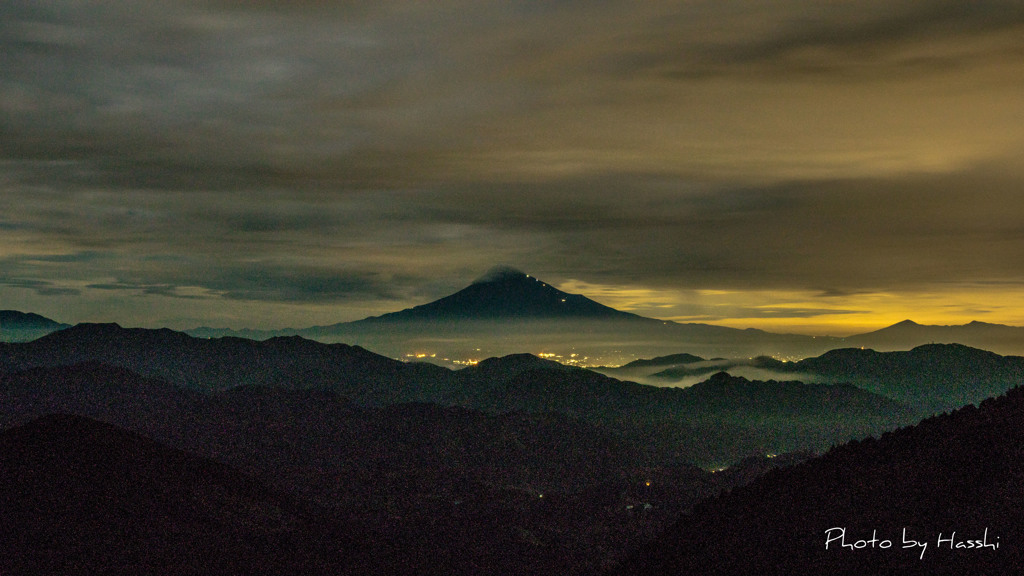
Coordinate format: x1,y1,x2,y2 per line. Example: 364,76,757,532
2,270,1024,574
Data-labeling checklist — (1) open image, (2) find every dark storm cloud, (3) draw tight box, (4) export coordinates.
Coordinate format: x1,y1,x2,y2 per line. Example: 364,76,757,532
0,0,403,188
643,1,1024,80
3,0,1024,328
0,277,80,297
0,247,403,305
17,252,109,264
391,166,1024,296
0,189,417,304
3,0,1023,188
84,263,400,303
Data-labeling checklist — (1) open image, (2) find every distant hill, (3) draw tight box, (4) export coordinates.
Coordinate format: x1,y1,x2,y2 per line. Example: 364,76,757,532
450,357,912,466
620,353,706,369
0,310,69,342
0,322,454,401
610,343,1024,416
189,268,844,363
0,324,915,466
0,364,736,575
847,319,1024,356
789,343,1024,414
357,266,644,322
618,384,1024,576
0,413,349,576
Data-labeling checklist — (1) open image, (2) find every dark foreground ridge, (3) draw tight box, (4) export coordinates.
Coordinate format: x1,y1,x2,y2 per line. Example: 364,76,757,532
0,413,350,576
617,384,1024,576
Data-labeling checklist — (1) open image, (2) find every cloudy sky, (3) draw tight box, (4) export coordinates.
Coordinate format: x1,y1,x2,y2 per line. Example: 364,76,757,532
3,0,1024,334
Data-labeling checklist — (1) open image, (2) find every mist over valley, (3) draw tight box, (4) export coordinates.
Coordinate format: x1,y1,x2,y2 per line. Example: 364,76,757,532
3,268,1024,573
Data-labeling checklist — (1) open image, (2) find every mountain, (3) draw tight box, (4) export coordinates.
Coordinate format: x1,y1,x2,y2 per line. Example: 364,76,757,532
0,362,206,440
617,384,1024,576
788,343,1024,414
450,357,913,466
0,322,454,400
0,323,913,466
0,310,69,342
0,329,1004,574
358,266,644,322
847,319,1024,356
0,413,349,576
0,363,739,575
609,343,1024,416
191,267,844,364
620,353,707,369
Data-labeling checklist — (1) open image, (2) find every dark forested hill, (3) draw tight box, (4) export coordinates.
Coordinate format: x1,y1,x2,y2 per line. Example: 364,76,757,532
452,358,913,465
0,310,69,342
1,328,1016,574
0,325,916,466
790,343,1024,414
0,364,736,575
0,413,350,576
618,384,1024,576
0,322,455,400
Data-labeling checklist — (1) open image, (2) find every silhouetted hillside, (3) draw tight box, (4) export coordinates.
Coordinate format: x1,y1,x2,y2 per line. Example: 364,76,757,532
0,326,912,465
0,310,69,342
0,364,736,576
0,362,206,443
847,319,1024,356
453,359,913,465
618,385,1024,576
358,266,643,322
0,414,349,576
619,353,706,369
791,343,1024,413
613,343,1024,417
189,268,844,362
0,323,454,400
0,345,947,575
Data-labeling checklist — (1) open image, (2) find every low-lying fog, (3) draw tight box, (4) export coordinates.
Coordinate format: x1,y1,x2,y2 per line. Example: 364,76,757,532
593,359,830,388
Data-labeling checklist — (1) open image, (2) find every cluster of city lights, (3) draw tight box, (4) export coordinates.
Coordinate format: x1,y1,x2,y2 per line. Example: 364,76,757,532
404,352,479,366
536,351,592,366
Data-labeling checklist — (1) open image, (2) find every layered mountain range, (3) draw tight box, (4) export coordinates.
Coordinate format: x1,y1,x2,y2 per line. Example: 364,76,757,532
0,310,71,343
11,267,1024,360
0,356,814,574
4,267,1024,574
620,384,1024,576
2,324,1022,574
0,413,347,576
0,322,942,463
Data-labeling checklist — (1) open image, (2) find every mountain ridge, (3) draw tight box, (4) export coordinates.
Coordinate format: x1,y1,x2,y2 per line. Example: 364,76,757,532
0,323,454,399
0,413,348,576
188,268,845,362
0,310,71,343
346,266,647,323
618,384,1024,576
10,271,1024,361
844,319,1024,356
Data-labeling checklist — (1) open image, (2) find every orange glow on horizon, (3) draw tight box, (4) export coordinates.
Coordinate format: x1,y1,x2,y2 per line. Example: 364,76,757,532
557,280,1024,337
